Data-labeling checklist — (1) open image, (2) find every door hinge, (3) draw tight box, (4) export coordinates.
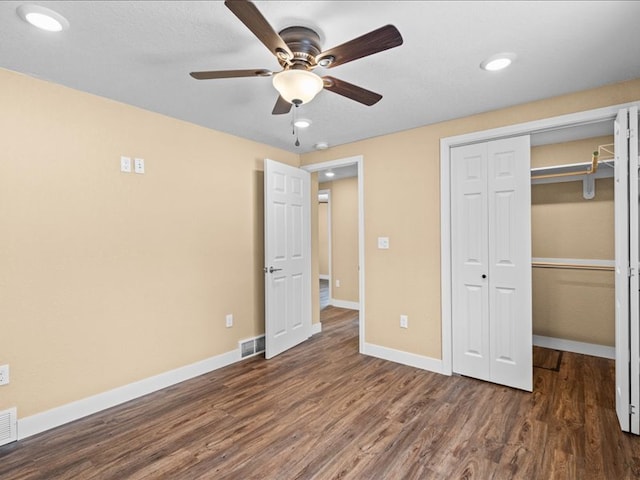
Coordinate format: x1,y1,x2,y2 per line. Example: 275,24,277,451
631,404,637,415
629,267,635,278
627,128,631,139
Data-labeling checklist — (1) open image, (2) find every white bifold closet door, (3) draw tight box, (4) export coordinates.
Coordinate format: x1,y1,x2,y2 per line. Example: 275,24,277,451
451,136,532,391
614,106,639,434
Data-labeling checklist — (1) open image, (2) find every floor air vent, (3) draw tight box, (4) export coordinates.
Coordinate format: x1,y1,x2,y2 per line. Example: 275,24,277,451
239,336,266,358
255,336,265,353
241,340,255,358
0,408,17,446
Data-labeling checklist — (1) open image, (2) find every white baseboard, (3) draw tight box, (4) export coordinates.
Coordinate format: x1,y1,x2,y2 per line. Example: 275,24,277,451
362,342,446,375
17,349,239,440
330,299,359,310
533,335,615,359
312,322,322,335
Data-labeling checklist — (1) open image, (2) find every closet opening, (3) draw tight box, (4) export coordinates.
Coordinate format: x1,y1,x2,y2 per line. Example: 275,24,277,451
530,120,616,359
441,102,640,434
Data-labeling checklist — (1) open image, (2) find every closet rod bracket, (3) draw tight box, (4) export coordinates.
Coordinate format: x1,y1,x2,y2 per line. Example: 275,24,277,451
583,174,595,200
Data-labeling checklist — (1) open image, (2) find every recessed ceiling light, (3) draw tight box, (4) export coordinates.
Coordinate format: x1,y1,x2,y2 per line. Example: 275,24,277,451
315,142,329,150
325,171,335,178
480,52,516,72
17,4,69,32
294,119,311,129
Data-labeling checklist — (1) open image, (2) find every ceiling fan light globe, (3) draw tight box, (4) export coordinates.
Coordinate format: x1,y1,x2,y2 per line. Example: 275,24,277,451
272,70,323,105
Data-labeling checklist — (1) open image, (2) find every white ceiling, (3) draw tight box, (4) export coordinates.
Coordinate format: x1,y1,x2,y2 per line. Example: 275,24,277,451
1,1,639,154
317,163,358,182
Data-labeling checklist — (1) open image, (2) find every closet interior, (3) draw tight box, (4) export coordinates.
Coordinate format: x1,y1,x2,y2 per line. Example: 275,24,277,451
530,121,616,356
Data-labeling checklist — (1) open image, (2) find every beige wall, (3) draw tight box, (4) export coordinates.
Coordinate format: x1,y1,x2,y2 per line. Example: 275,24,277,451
318,202,329,276
531,136,615,346
0,68,298,418
302,78,640,359
319,178,359,303
3,65,639,422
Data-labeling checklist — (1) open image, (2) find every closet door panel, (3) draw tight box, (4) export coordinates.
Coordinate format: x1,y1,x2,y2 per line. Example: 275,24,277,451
487,136,532,391
457,283,488,374
614,108,630,432
630,106,639,435
493,287,515,362
451,143,490,380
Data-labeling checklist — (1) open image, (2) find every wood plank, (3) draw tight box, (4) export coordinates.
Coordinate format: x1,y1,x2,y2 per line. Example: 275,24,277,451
0,305,639,479
533,345,562,371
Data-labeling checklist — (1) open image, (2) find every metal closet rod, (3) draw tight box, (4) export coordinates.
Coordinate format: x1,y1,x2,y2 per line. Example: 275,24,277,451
532,261,614,272
530,143,615,180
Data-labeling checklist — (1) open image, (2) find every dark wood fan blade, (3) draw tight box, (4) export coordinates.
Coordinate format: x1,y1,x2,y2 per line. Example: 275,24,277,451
322,76,382,106
190,69,272,80
317,25,403,68
225,0,293,62
272,95,292,115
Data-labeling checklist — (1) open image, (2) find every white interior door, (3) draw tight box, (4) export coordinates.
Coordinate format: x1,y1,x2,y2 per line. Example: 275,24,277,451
451,136,532,391
615,108,631,432
630,106,640,435
264,159,311,359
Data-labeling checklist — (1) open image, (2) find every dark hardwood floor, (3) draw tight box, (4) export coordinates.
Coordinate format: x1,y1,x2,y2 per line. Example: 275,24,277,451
1,307,639,479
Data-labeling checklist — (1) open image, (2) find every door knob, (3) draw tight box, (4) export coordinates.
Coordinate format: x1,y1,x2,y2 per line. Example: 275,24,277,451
482,274,487,279
264,266,283,274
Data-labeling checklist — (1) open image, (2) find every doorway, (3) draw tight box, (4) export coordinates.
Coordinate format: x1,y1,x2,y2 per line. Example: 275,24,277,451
303,155,365,352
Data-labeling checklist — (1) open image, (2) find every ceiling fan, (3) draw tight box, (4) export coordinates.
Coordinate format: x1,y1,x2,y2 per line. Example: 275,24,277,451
190,0,403,115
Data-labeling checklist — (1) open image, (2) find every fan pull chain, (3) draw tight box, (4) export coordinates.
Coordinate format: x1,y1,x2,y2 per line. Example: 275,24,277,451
292,101,300,147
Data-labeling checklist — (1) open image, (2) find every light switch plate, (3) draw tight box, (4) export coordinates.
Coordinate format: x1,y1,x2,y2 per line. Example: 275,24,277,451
0,365,9,385
120,156,131,173
378,237,390,249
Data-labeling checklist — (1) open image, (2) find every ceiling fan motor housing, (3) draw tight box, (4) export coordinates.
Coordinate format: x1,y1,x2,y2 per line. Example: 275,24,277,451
278,26,322,69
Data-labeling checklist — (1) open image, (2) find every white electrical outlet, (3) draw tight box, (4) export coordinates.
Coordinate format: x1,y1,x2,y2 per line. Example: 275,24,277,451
336,279,341,288
134,158,145,174
0,365,9,385
400,315,408,329
225,314,233,328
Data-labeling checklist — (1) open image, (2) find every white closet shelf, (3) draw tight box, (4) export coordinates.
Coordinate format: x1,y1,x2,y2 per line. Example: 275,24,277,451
531,160,614,199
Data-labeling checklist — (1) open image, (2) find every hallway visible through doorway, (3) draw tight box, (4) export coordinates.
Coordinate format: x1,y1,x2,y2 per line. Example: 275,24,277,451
320,278,329,310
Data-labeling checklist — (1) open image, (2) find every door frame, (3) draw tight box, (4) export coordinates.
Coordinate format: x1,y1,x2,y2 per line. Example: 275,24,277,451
302,155,365,353
440,101,640,375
